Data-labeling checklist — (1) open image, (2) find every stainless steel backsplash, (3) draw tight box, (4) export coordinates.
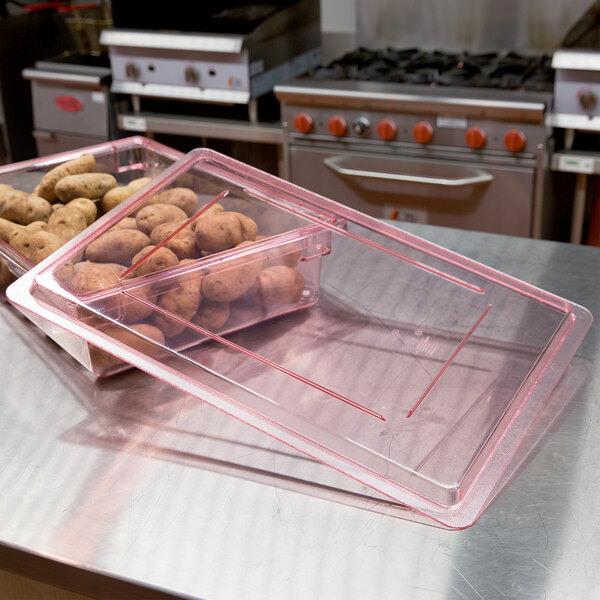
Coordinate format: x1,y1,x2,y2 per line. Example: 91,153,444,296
357,0,597,53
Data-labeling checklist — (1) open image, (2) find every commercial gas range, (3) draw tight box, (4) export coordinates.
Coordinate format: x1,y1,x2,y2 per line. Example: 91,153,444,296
276,48,555,238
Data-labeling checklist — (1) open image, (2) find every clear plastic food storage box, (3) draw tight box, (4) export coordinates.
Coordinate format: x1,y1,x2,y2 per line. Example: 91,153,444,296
6,148,593,529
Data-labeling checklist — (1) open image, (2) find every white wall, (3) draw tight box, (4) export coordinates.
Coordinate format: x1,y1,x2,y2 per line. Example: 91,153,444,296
320,0,357,34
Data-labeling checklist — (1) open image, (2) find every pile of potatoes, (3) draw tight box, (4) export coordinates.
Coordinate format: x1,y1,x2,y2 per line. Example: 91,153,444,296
57,187,306,358
0,152,126,266
53,182,305,369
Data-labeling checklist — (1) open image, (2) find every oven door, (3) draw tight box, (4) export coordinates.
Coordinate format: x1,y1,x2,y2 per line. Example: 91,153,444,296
289,146,537,237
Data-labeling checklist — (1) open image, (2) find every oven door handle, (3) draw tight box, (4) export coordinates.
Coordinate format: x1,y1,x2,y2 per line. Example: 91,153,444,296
323,156,494,187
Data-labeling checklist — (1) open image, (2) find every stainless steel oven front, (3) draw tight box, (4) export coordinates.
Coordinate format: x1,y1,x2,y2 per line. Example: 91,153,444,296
277,81,550,238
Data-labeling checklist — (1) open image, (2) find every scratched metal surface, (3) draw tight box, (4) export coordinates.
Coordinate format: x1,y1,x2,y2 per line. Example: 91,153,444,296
0,223,598,600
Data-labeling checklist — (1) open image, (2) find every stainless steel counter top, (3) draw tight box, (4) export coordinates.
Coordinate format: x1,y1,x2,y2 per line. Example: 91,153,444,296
1,223,599,599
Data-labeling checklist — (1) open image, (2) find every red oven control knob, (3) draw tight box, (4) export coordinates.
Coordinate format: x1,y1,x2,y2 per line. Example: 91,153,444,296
293,112,313,133
465,126,487,149
413,121,434,144
377,118,397,141
328,116,347,136
504,129,526,152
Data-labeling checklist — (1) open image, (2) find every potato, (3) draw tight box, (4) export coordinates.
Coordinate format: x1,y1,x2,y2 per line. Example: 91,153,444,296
259,237,302,268
55,262,76,287
55,173,116,203
52,203,65,212
130,245,179,277
150,221,198,260
8,228,36,260
70,265,119,295
73,261,127,277
89,323,165,370
0,257,14,289
119,285,155,323
85,229,150,265
135,203,187,235
201,255,263,302
37,153,95,201
188,202,225,231
257,266,306,305
0,184,14,212
66,197,97,226
101,177,152,213
25,220,48,233
110,217,138,232
66,265,121,317
46,206,87,244
29,231,62,264
0,218,22,243
153,277,202,337
156,187,198,217
0,190,52,225
192,300,230,331
194,211,258,253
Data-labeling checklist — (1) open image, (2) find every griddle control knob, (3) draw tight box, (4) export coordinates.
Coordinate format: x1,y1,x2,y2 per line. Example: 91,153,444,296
125,62,140,78
377,118,397,141
504,129,526,152
579,90,597,111
328,115,347,136
185,66,199,84
293,112,313,133
413,121,434,144
353,117,371,136
465,126,487,149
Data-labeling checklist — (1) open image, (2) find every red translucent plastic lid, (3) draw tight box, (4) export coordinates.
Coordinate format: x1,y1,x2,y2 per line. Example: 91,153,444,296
7,148,593,528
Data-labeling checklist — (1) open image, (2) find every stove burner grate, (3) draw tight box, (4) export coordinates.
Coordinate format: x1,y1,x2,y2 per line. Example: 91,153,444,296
310,47,555,92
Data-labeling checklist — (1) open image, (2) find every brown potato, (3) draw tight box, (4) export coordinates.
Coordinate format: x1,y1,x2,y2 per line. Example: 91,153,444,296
29,231,62,264
0,257,15,289
110,217,138,232
0,190,52,225
8,228,36,260
201,255,263,302
150,221,198,260
0,183,13,208
89,323,165,371
55,262,76,287
55,173,116,203
130,245,179,277
257,266,306,305
0,218,22,243
259,238,302,268
46,206,88,244
73,261,127,277
195,211,258,253
119,285,155,323
25,221,48,233
135,203,188,235
36,153,95,201
70,265,119,295
153,276,202,337
85,229,150,265
156,187,198,217
192,300,230,331
66,197,97,226
188,203,225,231
101,177,152,213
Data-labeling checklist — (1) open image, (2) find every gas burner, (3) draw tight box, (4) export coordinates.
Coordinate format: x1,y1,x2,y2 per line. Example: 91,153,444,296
309,47,555,92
